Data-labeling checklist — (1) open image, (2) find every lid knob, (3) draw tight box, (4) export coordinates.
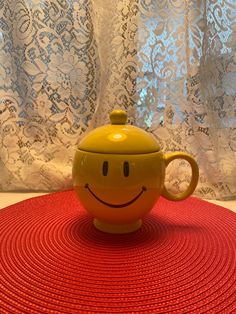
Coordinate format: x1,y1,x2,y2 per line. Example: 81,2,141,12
110,110,127,125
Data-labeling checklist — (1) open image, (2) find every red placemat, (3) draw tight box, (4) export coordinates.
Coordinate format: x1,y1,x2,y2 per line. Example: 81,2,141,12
1,190,236,313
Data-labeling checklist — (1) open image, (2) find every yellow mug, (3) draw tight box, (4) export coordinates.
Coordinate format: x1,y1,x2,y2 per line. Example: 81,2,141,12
73,110,199,234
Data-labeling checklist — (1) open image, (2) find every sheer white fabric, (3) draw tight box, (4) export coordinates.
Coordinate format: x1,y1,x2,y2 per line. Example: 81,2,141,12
0,0,235,199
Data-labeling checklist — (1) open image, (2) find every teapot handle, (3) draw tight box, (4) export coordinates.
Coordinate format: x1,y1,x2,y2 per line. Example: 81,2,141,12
161,152,199,201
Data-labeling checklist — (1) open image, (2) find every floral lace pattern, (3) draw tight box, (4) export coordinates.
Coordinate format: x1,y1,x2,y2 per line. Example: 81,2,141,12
0,0,235,199
0,0,98,190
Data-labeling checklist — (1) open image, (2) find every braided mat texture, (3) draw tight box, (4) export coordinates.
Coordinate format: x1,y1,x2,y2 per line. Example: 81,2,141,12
1,190,236,313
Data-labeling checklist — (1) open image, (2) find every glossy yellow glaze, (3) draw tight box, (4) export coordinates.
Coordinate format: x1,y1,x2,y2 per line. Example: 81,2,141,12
72,110,199,234
73,151,165,226
78,111,160,154
162,152,199,201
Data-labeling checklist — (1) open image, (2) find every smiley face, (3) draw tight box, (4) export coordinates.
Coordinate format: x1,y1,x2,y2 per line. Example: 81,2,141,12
85,183,146,208
73,150,165,224
84,160,147,208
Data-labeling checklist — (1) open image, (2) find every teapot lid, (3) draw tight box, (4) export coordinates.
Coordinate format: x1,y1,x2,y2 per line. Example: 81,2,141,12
78,109,160,154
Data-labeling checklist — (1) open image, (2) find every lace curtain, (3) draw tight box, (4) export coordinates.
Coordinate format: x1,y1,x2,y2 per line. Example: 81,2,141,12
0,0,235,199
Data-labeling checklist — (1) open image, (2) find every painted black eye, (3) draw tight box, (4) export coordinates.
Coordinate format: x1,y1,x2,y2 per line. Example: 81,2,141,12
123,161,129,177
102,161,108,176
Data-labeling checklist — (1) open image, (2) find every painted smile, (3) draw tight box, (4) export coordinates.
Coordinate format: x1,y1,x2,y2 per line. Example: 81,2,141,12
85,184,147,208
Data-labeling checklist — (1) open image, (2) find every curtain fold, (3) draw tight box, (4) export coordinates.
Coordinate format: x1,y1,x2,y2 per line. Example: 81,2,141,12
0,0,235,199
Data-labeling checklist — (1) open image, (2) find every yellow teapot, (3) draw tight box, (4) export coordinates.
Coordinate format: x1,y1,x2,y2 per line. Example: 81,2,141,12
72,110,199,234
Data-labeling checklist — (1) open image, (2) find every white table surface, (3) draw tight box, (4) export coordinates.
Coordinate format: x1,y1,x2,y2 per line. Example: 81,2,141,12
0,192,236,212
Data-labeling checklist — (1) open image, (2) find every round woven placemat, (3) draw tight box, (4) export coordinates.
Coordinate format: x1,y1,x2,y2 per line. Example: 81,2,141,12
1,190,236,313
